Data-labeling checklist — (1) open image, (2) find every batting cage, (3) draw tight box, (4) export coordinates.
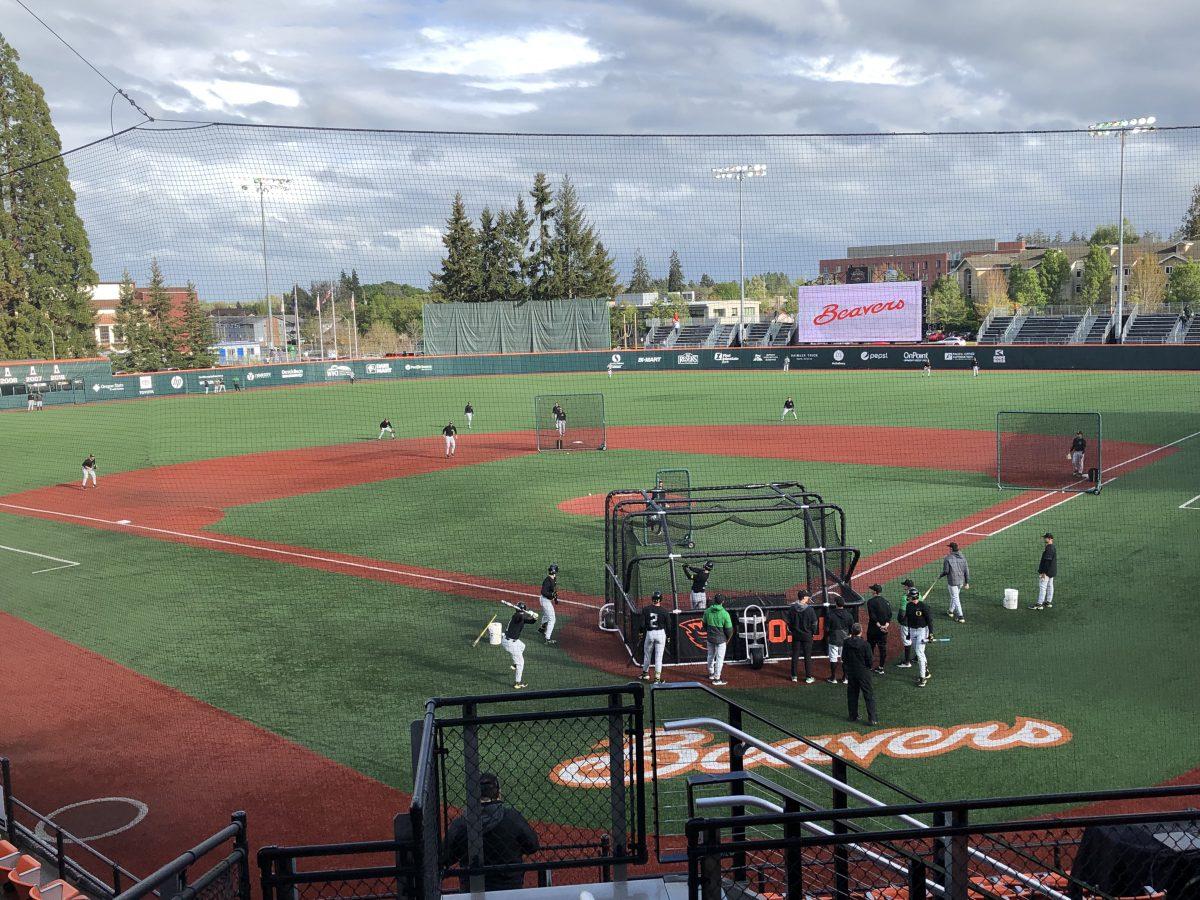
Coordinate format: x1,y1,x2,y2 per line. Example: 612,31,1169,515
996,411,1103,493
534,393,606,451
602,482,863,670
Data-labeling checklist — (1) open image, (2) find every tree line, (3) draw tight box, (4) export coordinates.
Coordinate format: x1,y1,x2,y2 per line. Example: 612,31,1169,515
114,260,214,372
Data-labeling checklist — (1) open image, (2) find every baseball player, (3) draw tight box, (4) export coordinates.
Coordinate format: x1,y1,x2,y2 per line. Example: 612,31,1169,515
682,560,714,610
1069,431,1087,478
905,587,934,687
378,418,396,440
26,390,35,412
464,402,474,429
972,361,980,377
538,564,559,643
864,583,893,674
35,390,43,410
786,589,819,683
442,421,458,457
81,453,98,489
554,405,567,449
781,396,797,421
824,595,855,685
922,360,932,377
648,478,667,535
939,541,970,623
502,603,539,689
639,592,671,683
896,578,916,668
702,594,733,686
1031,532,1057,610
782,356,790,372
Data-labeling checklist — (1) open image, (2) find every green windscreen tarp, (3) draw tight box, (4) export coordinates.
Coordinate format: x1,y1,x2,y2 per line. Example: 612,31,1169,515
422,300,610,355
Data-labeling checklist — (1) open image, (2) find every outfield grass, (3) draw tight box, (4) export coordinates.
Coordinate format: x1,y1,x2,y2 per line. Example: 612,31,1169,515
1,369,1198,816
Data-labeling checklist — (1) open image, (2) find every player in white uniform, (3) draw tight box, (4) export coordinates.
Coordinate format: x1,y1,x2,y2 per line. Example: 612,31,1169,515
502,603,539,689
638,592,671,683
442,422,458,457
378,418,396,439
538,564,559,643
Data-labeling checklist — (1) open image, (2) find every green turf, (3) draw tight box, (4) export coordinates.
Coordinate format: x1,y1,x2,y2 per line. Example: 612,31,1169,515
1,368,1199,821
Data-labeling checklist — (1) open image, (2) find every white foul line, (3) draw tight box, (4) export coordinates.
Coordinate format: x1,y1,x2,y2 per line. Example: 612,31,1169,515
0,544,80,575
0,502,598,609
1180,493,1200,510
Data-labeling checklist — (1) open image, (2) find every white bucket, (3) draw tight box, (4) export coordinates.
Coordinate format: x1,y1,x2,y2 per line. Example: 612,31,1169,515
1003,588,1019,610
487,621,503,645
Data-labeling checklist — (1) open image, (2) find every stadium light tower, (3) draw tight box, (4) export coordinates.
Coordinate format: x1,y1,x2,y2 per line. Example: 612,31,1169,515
242,177,291,359
1089,117,1156,342
712,164,766,342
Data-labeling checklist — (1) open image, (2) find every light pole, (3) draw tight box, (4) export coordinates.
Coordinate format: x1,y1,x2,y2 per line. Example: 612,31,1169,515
712,164,766,342
242,177,291,359
1089,117,1155,341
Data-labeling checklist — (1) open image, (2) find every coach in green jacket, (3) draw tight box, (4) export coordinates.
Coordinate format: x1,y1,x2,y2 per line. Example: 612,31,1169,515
702,596,734,687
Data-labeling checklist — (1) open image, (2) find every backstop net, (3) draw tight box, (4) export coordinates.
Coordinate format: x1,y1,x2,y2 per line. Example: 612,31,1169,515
997,411,1103,493
534,393,606,451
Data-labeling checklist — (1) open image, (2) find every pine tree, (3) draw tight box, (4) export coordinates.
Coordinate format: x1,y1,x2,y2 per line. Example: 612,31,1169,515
503,196,533,302
629,252,653,293
667,251,685,292
0,35,97,358
178,282,215,368
586,239,618,299
550,176,603,300
528,173,555,300
113,271,150,370
478,206,504,301
1179,184,1200,240
142,259,180,369
431,193,481,302
1080,244,1113,307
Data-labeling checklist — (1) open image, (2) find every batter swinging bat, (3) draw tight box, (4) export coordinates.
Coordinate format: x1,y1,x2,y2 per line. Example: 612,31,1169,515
472,615,498,648
498,598,539,618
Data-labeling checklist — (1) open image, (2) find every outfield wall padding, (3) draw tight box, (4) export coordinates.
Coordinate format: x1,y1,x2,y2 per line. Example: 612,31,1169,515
421,299,610,355
3,344,1200,410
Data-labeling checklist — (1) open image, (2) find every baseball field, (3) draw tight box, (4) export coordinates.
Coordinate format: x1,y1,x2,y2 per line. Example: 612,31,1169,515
1,367,1198,870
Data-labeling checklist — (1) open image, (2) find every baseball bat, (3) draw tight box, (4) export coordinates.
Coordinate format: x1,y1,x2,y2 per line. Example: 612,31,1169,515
498,598,539,618
472,615,498,647
920,580,938,602
928,636,951,643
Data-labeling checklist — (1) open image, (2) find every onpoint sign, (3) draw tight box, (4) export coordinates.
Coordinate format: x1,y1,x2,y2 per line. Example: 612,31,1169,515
796,283,922,343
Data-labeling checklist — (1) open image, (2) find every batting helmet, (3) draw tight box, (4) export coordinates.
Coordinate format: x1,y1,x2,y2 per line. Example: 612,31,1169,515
651,591,663,602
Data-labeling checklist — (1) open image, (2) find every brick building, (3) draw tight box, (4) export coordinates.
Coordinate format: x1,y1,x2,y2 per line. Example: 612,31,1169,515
819,238,1027,290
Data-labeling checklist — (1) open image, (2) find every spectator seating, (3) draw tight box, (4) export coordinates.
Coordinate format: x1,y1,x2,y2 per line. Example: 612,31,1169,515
741,322,771,345
0,841,22,878
709,324,736,346
1123,314,1179,343
1182,316,1200,344
9,855,43,900
1082,315,1112,343
674,322,715,346
768,323,794,346
30,881,85,900
977,316,1012,344
1009,315,1083,344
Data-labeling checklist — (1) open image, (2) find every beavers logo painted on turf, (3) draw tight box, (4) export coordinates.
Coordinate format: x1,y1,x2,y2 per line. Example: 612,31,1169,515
549,718,1072,786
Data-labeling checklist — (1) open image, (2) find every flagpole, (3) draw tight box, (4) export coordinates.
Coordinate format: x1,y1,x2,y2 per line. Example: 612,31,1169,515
331,287,339,358
317,290,326,360
292,285,300,360
350,291,359,359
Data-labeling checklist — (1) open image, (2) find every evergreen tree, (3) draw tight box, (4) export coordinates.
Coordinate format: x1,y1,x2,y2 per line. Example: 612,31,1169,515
430,193,481,302
503,196,533,302
113,271,150,371
1080,244,1113,306
178,282,215,368
586,239,618,299
477,206,504,300
0,34,97,357
142,259,180,369
629,252,653,293
528,172,555,300
699,273,716,287
1037,248,1071,302
667,251,685,292
1179,184,1200,240
551,176,615,299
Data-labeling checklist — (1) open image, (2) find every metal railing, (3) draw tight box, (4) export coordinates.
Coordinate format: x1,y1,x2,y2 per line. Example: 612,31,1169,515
259,826,416,900
114,813,249,900
0,757,147,899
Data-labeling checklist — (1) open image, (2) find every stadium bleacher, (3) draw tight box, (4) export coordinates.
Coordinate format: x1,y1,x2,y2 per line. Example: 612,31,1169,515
976,315,1012,344
710,324,736,346
1009,315,1082,344
740,322,771,345
768,323,794,346
674,322,715,346
1082,315,1112,343
1123,314,1179,343
1182,316,1200,344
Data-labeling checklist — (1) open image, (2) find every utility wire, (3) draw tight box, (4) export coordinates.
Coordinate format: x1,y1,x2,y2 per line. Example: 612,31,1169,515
9,0,154,122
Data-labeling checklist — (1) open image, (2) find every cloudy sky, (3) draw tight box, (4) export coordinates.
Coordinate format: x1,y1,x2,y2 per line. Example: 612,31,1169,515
5,0,1200,295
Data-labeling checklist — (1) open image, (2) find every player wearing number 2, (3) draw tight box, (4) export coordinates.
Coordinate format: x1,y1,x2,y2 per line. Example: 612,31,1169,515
639,592,671,683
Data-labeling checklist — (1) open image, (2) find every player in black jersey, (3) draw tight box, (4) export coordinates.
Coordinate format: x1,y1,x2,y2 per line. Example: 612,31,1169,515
538,564,559,643
503,603,539,689
442,421,458,457
682,560,714,609
464,402,474,429
81,453,98,489
554,407,567,449
378,418,396,440
781,396,797,421
639,592,672,683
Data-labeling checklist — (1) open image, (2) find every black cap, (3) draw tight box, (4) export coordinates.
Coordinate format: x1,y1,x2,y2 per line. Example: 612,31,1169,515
901,578,916,587
869,583,883,593
712,593,726,605
1043,532,1053,539
548,564,559,574
704,560,714,569
480,772,499,787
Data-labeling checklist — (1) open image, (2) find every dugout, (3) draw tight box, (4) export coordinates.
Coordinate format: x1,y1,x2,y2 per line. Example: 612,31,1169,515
602,481,864,670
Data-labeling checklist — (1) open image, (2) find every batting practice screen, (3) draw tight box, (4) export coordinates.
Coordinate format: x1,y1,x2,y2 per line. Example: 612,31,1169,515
996,411,1102,493
534,393,606,451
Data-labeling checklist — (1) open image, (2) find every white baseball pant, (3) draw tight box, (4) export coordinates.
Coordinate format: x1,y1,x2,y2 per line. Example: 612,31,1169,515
643,630,666,677
466,412,473,428
539,596,556,639
781,407,797,420
502,637,526,682
707,641,727,681
690,591,707,610
444,435,456,456
555,420,566,436
81,467,97,487
379,427,393,439
1038,576,1055,606
1071,451,1085,475
909,627,929,678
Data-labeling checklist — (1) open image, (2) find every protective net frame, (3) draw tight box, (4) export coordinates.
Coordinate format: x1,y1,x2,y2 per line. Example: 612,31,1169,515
534,393,606,451
644,468,692,546
996,411,1103,494
604,482,862,668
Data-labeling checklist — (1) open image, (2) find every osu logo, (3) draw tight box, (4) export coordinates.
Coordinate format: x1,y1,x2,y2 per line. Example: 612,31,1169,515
679,619,707,650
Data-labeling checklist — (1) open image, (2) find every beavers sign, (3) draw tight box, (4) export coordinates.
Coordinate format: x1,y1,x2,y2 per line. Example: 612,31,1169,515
795,282,922,344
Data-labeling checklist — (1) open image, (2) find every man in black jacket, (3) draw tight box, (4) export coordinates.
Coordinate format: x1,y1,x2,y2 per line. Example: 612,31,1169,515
1032,532,1057,610
786,589,819,683
843,624,878,725
443,772,540,891
864,583,892,675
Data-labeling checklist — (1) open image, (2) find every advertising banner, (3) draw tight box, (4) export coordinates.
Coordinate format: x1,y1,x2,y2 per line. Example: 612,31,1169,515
795,282,922,344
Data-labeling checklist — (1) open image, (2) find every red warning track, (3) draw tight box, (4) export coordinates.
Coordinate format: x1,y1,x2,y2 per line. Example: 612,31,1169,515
0,424,1181,878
